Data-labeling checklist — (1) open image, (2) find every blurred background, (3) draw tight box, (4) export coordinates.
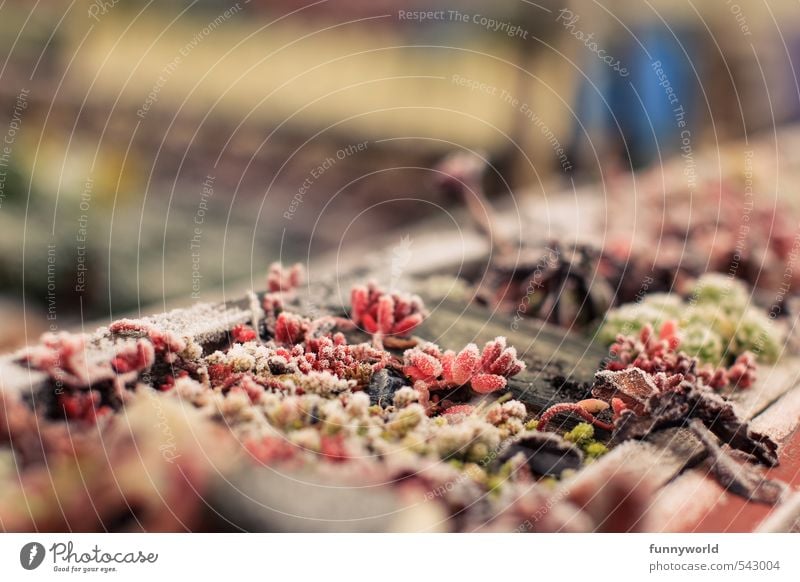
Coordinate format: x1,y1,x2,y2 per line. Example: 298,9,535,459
2,0,800,349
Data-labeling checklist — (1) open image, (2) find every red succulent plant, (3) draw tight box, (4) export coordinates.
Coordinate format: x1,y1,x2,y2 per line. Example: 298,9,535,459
402,336,525,402
350,282,427,347
607,321,757,390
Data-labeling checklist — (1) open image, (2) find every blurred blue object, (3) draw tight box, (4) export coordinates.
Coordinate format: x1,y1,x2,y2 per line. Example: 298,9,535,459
569,23,699,170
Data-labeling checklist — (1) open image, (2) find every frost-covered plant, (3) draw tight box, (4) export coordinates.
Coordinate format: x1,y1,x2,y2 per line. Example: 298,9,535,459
350,282,427,346
204,332,387,388
262,262,304,314
606,322,757,390
598,273,780,365
402,336,525,402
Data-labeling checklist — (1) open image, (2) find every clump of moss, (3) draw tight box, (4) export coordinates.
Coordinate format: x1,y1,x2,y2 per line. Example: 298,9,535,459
599,273,779,365
563,422,608,460
584,442,609,458
563,422,594,446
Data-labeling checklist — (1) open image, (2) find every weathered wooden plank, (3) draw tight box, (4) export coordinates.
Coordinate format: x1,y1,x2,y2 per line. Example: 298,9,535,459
557,439,683,493
421,298,605,359
0,298,255,397
634,362,800,532
680,416,800,531
557,427,707,500
749,383,800,532
730,361,800,421
555,359,800,532
756,491,800,532
750,382,800,442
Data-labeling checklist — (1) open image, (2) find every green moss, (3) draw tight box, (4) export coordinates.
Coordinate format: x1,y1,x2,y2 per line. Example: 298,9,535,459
598,273,781,366
681,323,725,364
732,312,779,363
562,422,609,461
597,296,681,345
564,422,594,446
691,273,748,306
584,442,608,458
486,474,505,493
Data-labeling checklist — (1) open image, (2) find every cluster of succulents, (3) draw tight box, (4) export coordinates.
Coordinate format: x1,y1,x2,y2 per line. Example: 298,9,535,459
8,254,789,530
203,334,387,391
16,330,591,527
402,337,525,403
14,266,593,528
598,273,780,366
20,329,168,422
349,282,427,347
606,321,758,391
262,262,305,315
162,366,623,528
191,331,529,483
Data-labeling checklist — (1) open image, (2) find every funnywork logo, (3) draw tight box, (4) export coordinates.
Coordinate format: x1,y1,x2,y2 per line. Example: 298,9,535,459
20,542,46,570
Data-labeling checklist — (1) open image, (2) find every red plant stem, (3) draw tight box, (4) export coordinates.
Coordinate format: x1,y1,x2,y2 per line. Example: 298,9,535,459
537,402,614,432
